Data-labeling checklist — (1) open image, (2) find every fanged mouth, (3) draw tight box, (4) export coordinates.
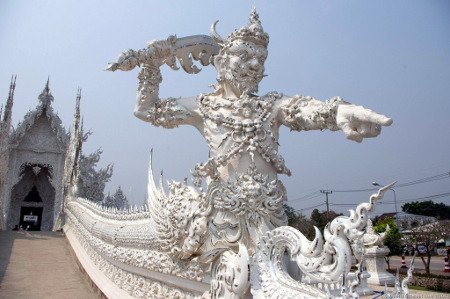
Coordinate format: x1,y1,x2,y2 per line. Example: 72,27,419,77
238,73,262,81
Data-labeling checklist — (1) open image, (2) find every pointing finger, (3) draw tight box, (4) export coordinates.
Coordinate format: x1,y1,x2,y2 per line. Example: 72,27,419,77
351,107,393,126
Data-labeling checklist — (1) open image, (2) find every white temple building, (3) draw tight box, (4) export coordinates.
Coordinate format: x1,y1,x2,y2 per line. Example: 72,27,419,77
0,78,72,231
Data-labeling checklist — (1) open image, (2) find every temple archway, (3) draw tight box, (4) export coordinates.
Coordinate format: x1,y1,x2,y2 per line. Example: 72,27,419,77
7,164,55,231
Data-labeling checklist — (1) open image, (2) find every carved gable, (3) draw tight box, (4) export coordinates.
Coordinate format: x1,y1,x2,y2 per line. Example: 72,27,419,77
16,113,65,153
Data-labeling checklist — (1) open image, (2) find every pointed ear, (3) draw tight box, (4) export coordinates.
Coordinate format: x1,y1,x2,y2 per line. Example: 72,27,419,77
213,54,224,70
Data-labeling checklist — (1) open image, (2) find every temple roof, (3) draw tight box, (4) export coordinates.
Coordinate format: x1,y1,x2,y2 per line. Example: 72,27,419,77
10,80,69,149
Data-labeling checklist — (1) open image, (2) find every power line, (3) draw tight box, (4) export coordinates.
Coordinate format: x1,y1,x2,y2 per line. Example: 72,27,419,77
289,191,321,202
298,203,325,212
328,191,450,208
396,173,449,188
384,192,450,204
291,172,449,214
330,172,449,193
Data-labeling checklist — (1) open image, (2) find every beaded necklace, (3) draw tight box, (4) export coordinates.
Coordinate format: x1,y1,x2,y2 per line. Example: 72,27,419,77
193,93,291,184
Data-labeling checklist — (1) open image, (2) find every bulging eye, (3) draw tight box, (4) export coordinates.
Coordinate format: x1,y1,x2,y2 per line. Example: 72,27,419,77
239,51,248,59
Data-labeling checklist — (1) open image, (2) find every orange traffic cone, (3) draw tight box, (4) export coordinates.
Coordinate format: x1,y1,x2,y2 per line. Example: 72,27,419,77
444,257,450,273
401,255,407,269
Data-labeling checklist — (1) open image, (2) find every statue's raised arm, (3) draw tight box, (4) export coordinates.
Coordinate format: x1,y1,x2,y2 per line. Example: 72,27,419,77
276,94,393,142
107,35,219,128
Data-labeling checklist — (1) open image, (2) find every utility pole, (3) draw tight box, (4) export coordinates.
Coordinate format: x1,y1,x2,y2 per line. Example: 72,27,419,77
320,190,332,221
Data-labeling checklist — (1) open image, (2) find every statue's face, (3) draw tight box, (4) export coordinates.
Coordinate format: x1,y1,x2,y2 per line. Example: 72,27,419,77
218,39,268,95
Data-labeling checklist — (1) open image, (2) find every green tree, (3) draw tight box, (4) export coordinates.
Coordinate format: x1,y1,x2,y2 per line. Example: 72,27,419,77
407,220,450,274
79,148,113,202
310,209,342,232
103,186,129,210
373,217,403,270
284,204,315,239
402,200,450,220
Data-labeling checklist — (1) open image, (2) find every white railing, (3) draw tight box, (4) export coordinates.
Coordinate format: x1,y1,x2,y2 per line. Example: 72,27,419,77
64,196,209,299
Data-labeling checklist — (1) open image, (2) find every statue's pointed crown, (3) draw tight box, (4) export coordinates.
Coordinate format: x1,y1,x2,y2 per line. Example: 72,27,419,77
230,8,269,46
212,8,269,49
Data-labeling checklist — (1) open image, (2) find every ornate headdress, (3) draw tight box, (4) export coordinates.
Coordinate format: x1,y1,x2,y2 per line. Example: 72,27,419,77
211,8,269,49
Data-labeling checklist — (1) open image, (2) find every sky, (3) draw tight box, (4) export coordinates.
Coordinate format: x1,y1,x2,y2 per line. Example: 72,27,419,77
0,0,449,217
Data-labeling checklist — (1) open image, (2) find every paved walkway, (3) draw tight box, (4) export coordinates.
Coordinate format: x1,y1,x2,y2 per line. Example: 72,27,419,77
0,231,99,299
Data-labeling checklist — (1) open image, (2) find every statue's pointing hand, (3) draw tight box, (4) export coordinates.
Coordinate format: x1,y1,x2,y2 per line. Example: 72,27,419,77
336,104,393,143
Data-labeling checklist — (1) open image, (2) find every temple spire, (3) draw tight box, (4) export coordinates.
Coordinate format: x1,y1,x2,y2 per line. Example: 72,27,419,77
73,87,81,130
3,75,16,125
38,76,54,107
0,75,16,230
55,87,83,229
45,76,50,91
73,90,84,170
68,87,83,151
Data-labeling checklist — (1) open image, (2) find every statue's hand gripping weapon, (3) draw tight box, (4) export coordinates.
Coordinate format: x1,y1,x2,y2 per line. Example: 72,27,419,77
106,35,220,74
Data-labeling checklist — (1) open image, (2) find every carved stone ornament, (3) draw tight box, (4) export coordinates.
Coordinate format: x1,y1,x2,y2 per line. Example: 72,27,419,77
359,219,395,287
60,8,404,299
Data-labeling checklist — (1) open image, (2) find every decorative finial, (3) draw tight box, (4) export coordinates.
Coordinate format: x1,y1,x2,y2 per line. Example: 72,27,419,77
39,77,54,107
249,7,260,26
9,75,17,97
3,75,16,123
45,76,50,92
70,87,82,136
76,87,81,117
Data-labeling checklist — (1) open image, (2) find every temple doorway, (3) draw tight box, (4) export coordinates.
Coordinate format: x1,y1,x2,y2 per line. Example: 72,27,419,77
7,164,55,231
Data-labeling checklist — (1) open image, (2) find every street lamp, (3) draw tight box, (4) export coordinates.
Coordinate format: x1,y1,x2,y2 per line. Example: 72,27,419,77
372,181,398,222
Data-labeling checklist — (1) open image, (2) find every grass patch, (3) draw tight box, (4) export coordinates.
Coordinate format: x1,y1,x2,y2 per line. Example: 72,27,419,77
409,285,428,291
409,284,449,293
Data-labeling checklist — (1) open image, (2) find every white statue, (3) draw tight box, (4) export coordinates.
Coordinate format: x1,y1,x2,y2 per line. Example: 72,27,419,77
107,9,392,257
84,9,410,298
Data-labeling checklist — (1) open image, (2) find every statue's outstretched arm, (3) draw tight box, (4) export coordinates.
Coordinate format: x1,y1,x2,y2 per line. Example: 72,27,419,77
278,95,392,142
107,35,219,128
